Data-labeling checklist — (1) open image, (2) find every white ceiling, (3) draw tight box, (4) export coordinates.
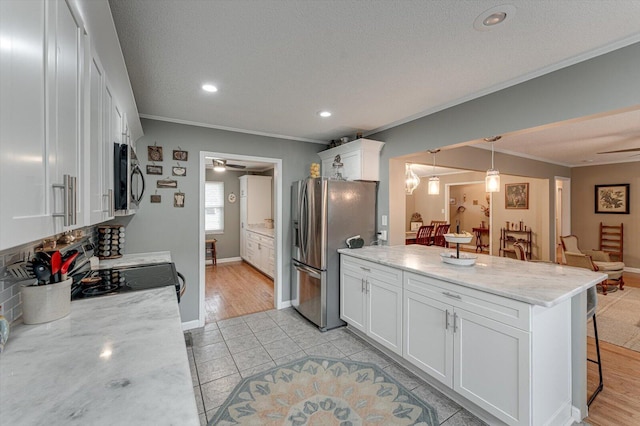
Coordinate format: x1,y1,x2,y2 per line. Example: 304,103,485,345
109,0,640,165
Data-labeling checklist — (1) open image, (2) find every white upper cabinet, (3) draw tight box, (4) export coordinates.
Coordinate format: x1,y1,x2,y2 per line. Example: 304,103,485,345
0,0,53,250
48,0,85,233
0,0,136,251
87,50,105,224
317,139,385,181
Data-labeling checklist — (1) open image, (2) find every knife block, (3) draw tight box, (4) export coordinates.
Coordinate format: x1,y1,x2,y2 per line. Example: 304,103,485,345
20,278,71,324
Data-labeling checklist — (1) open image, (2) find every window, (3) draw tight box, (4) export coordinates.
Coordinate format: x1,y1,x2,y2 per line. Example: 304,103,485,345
205,181,224,233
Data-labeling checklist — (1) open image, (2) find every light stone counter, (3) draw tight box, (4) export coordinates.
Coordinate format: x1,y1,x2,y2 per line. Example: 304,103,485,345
0,287,198,426
338,245,606,307
246,226,274,238
98,251,172,269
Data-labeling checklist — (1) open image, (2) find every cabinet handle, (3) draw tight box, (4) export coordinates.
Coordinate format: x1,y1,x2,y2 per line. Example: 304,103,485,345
70,176,77,225
360,267,371,272
361,278,365,292
445,309,449,330
53,174,72,226
453,312,458,333
442,291,461,300
366,279,370,294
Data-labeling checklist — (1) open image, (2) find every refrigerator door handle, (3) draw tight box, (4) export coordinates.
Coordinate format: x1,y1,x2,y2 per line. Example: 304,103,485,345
292,260,321,279
300,181,308,262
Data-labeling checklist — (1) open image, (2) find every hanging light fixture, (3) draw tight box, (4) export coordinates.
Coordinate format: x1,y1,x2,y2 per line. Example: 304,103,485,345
427,149,440,195
485,136,501,192
405,163,420,195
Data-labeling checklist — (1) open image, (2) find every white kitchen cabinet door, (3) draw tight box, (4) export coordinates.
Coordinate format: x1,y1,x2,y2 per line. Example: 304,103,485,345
87,51,105,224
239,175,272,225
367,274,403,355
339,265,367,333
101,83,115,220
0,0,52,250
404,289,453,386
49,0,84,232
453,308,530,425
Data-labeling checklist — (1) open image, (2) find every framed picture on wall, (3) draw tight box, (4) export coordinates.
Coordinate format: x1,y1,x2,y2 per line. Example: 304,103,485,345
595,184,629,214
505,183,529,209
410,221,423,231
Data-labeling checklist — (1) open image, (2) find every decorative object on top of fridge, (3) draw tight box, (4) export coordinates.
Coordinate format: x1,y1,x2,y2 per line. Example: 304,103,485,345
309,163,320,178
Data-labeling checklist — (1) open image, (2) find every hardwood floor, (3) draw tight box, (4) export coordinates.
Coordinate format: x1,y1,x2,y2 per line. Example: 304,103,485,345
586,271,640,425
204,261,274,323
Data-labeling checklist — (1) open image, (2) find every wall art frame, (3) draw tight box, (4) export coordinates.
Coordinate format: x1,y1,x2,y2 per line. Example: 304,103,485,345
146,165,163,175
173,150,188,161
595,183,629,214
505,183,529,209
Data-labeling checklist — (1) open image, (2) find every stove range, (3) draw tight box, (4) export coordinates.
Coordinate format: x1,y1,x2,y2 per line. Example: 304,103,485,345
71,262,183,302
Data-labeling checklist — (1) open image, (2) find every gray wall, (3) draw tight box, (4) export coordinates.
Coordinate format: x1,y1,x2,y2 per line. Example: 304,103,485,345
204,168,243,259
371,42,640,256
121,119,323,323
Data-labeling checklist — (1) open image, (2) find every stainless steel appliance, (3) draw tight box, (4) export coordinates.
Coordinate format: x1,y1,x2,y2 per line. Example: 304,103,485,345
291,178,377,330
114,143,145,214
71,262,185,302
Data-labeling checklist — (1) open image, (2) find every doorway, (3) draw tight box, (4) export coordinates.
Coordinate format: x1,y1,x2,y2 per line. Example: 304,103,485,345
446,181,489,253
555,177,571,263
198,151,283,326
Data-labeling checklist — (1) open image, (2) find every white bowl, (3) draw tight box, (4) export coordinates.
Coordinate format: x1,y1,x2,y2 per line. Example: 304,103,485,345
440,252,477,266
444,233,473,244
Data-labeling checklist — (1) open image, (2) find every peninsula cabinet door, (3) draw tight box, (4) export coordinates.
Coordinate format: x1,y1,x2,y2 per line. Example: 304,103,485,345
366,275,402,355
453,308,530,426
403,289,453,387
339,266,366,333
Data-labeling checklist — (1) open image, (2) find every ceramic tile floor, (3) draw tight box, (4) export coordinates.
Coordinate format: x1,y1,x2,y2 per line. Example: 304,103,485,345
185,307,487,426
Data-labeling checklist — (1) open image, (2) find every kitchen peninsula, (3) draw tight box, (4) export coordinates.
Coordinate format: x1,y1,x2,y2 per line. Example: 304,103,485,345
338,244,606,426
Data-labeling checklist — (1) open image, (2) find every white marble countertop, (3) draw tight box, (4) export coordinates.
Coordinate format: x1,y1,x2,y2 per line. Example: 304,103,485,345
338,245,606,307
97,251,172,269
0,287,198,426
246,226,274,238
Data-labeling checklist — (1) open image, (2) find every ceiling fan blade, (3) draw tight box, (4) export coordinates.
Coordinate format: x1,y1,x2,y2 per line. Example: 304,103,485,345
226,163,246,169
597,147,640,154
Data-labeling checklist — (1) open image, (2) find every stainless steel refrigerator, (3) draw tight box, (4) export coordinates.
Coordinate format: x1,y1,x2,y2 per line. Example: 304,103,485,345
291,178,377,330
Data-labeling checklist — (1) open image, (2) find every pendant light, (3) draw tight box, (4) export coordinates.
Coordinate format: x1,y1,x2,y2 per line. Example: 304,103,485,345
405,164,420,195
485,137,501,192
427,149,440,195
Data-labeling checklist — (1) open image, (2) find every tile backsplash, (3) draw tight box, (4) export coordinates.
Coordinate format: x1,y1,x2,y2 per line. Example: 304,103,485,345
0,227,97,323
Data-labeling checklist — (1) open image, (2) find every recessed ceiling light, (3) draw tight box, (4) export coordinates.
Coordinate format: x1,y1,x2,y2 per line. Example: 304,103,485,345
474,5,516,31
483,12,507,26
318,111,332,118
202,84,218,93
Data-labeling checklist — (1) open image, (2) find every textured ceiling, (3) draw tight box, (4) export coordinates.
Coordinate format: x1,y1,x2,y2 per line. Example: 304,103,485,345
109,0,640,164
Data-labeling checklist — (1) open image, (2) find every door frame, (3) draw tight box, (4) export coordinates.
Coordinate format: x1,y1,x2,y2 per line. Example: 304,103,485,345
198,151,284,327
554,177,571,263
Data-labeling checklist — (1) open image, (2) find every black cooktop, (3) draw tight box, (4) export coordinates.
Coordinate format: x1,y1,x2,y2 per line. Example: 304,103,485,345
71,262,180,301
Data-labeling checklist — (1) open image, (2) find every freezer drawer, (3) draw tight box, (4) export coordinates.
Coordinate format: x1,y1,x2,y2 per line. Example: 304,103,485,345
292,260,325,329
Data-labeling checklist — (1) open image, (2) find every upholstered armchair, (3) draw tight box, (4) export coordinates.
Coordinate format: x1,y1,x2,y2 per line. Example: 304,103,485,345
561,235,624,294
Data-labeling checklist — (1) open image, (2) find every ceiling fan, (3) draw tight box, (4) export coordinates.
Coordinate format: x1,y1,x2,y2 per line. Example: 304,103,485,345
597,148,640,156
212,159,247,171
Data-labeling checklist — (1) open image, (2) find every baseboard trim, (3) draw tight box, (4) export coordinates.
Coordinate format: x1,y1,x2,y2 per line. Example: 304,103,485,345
625,266,640,274
206,256,242,265
181,319,202,331
278,300,292,309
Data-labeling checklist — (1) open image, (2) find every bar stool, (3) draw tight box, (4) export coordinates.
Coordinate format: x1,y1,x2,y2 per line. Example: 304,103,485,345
205,238,217,266
587,284,603,406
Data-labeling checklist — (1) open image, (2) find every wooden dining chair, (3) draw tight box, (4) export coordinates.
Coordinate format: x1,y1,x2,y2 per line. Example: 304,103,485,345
433,224,450,247
415,225,435,246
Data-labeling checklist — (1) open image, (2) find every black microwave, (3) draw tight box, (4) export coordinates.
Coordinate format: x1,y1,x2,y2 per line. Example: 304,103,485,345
114,143,145,213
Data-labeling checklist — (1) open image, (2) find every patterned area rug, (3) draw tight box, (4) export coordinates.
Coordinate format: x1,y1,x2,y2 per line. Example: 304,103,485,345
209,356,439,425
588,287,640,352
